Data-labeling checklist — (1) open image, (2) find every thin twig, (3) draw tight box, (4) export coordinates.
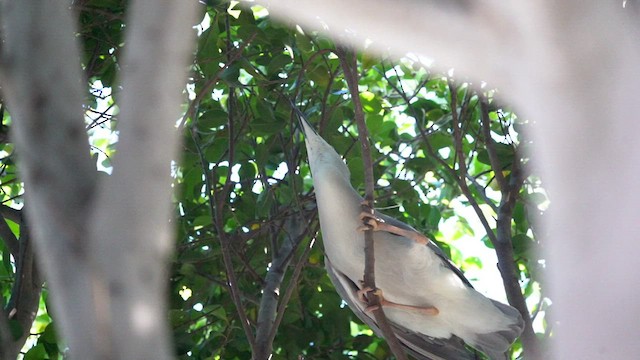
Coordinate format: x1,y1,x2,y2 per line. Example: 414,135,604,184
337,47,407,360
191,123,256,349
189,19,256,347
179,31,257,129
206,14,256,350
465,173,499,214
448,80,499,244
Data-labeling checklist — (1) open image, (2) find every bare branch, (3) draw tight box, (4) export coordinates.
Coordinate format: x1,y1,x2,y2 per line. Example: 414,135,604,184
493,154,541,357
337,47,408,360
267,220,317,350
254,216,306,359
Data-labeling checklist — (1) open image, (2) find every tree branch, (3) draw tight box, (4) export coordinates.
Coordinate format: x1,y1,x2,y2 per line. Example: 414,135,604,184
254,216,306,359
192,123,256,350
4,226,42,359
465,173,499,214
0,204,22,224
266,221,317,349
0,2,101,358
88,1,200,359
494,153,540,358
337,47,407,360
0,305,13,360
479,97,507,190
202,13,257,350
448,81,499,245
448,82,540,357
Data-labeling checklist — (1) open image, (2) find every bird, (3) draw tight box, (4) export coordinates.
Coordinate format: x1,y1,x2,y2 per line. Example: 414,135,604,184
298,114,525,360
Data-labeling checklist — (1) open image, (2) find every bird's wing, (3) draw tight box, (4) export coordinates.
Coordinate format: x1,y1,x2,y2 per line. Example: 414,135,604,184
374,211,474,288
372,211,524,360
325,257,480,360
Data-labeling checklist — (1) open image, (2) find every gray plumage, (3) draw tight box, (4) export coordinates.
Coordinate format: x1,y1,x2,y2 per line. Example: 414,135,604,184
299,115,524,360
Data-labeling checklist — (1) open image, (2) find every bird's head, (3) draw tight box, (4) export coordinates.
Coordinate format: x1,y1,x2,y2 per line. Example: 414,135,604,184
298,116,352,183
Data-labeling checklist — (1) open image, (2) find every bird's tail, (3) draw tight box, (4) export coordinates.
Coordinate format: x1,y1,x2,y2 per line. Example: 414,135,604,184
472,300,525,360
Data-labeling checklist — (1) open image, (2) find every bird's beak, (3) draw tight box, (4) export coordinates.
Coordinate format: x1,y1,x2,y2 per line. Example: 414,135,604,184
293,109,318,139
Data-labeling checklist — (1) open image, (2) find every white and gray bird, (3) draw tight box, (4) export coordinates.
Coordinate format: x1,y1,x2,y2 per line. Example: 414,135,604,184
299,116,524,360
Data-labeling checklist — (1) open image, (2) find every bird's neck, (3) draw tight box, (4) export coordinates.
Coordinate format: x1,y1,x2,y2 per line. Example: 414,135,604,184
313,170,366,277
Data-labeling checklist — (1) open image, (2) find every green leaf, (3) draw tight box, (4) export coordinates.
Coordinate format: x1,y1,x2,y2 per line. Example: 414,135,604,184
412,98,443,112
267,53,292,75
40,322,58,344
204,140,228,163
24,344,47,360
307,63,330,87
513,202,529,234
405,156,435,173
199,110,228,130
512,233,534,257
476,143,514,168
481,234,495,249
426,206,442,229
219,63,242,86
427,133,452,151
347,156,364,188
464,256,483,269
359,91,382,114
251,117,286,135
197,27,223,77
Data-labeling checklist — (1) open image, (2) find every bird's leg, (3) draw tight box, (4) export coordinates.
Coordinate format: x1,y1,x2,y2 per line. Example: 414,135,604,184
357,203,430,245
358,286,439,316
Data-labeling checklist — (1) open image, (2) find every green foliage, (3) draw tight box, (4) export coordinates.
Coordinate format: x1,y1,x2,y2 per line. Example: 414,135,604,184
0,1,549,359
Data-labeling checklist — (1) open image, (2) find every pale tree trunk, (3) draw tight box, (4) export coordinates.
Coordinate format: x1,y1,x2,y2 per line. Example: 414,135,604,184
262,0,640,358
0,0,198,359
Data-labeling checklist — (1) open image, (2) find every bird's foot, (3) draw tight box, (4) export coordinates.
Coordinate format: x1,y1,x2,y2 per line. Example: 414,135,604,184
357,285,380,303
357,203,429,245
358,286,439,316
357,202,381,232
357,212,383,232
356,286,385,312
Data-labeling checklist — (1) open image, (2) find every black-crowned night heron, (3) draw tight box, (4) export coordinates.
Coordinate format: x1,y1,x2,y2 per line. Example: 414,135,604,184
299,116,524,360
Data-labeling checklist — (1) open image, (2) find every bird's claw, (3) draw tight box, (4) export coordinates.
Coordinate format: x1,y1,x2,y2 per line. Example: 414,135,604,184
357,285,385,313
358,201,430,245
356,218,379,232
357,283,439,316
358,202,384,232
357,285,378,303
